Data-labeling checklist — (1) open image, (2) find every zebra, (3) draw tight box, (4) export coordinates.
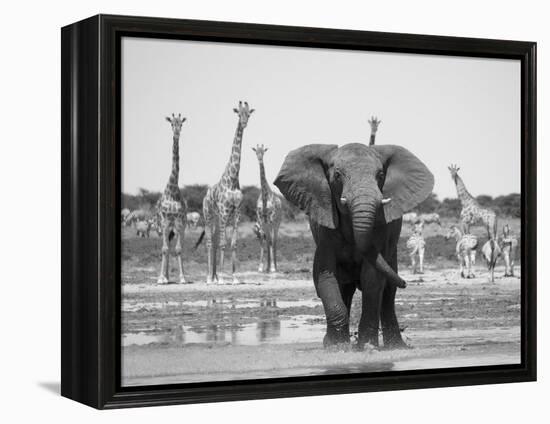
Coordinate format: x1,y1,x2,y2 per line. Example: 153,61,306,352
446,225,478,279
402,212,418,224
418,212,441,226
186,211,201,228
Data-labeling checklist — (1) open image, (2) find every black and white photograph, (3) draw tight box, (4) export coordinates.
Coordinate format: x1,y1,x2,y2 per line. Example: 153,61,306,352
120,36,522,386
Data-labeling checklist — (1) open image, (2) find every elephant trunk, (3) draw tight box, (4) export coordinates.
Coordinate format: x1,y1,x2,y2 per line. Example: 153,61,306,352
350,189,407,290
373,253,407,288
350,192,378,256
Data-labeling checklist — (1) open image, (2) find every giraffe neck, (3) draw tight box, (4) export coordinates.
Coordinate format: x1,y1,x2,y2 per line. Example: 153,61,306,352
369,131,376,146
453,174,475,205
221,121,244,188
258,159,271,215
165,132,180,196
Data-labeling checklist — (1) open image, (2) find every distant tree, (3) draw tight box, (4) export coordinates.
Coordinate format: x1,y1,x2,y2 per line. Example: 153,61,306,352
494,193,521,218
438,198,461,218
181,184,208,213
416,192,440,214
241,185,261,221
137,188,161,209
476,194,493,207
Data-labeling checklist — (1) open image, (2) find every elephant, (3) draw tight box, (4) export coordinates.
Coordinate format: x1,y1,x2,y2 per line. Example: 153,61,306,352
274,143,434,349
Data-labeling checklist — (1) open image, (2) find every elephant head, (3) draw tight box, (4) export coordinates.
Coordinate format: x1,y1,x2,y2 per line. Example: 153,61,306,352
274,143,434,286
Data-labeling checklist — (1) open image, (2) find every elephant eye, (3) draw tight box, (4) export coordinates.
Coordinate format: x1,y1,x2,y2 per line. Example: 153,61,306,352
377,170,385,180
334,170,342,180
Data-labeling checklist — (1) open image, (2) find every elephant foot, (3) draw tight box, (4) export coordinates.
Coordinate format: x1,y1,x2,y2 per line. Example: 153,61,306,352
323,327,351,348
325,342,351,352
382,339,411,350
354,341,379,352
380,327,410,350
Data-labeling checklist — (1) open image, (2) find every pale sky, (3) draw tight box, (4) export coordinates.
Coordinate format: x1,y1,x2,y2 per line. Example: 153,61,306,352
122,37,520,200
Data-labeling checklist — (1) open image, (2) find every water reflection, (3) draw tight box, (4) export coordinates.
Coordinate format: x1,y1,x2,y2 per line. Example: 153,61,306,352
123,315,324,347
122,297,321,312
122,296,325,347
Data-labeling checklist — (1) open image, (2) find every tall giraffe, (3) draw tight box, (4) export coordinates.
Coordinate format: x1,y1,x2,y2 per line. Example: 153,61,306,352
448,165,498,239
448,164,498,281
201,101,254,284
157,113,188,284
252,144,283,273
368,116,381,145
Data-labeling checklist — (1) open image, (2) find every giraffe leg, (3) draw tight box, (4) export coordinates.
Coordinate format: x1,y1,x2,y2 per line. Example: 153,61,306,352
469,251,476,278
464,251,471,278
258,234,265,272
174,219,186,284
229,213,240,284
268,224,276,273
410,253,416,274
418,246,424,274
458,254,465,278
218,218,228,285
204,220,214,285
157,225,170,284
272,221,280,272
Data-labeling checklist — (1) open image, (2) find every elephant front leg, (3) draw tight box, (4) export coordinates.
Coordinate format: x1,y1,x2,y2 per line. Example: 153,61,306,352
314,251,350,348
380,251,407,349
357,261,383,349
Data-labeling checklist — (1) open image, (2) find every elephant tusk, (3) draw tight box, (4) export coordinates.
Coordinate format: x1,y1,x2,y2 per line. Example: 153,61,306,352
340,197,347,205
381,197,392,205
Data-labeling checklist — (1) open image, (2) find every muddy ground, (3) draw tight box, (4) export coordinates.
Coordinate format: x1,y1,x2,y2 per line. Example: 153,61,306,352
121,219,521,386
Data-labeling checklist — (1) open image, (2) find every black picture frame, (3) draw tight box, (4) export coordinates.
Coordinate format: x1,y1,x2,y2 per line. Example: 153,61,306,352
61,14,537,409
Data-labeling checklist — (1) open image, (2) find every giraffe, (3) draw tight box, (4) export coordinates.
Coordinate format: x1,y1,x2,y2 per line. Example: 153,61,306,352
200,101,254,285
156,113,188,284
406,221,426,274
448,164,498,281
499,224,518,277
446,225,478,279
368,116,381,145
252,144,283,273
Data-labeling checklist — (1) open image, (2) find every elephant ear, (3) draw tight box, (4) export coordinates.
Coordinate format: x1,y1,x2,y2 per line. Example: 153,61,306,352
274,144,338,229
373,145,434,223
